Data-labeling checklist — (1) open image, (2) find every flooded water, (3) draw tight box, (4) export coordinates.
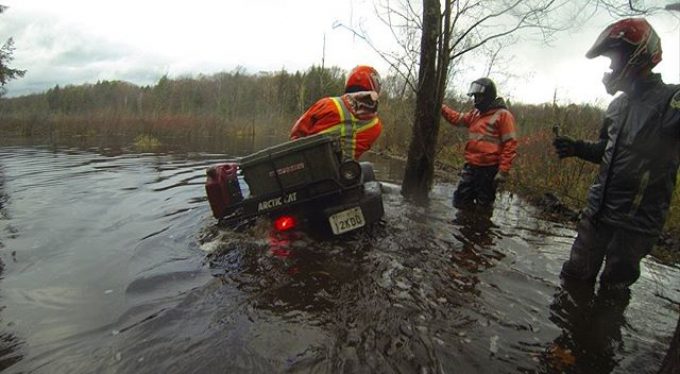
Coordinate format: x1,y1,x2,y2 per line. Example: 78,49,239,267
0,136,677,373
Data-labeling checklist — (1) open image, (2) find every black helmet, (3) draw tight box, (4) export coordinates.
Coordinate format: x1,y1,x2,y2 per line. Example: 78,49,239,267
586,18,662,94
467,77,497,111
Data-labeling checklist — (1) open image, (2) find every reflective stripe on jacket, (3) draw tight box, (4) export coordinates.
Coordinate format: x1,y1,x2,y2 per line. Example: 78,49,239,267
441,103,518,172
290,93,382,159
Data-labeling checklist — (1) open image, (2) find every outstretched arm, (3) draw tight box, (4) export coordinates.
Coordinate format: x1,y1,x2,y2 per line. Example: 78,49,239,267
577,120,608,163
553,119,608,164
441,104,473,127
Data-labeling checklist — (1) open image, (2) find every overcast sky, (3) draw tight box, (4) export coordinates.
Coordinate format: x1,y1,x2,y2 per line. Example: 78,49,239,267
1,0,679,106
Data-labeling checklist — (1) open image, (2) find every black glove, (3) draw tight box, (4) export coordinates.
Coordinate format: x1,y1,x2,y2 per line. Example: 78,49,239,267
553,136,583,159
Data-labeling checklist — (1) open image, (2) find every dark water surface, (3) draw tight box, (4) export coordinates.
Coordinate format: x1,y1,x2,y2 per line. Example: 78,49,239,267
0,137,677,373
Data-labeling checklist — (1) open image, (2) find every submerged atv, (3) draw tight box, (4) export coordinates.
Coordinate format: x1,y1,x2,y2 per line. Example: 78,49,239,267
205,134,384,236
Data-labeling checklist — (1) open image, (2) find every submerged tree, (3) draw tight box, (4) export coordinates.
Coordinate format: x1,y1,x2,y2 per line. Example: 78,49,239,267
0,5,26,97
400,0,442,202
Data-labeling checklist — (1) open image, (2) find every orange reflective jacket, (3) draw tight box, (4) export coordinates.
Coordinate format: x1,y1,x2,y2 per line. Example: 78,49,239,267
441,104,518,172
290,92,382,160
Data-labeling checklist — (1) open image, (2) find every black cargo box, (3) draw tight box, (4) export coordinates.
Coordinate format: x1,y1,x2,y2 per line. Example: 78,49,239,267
240,134,342,197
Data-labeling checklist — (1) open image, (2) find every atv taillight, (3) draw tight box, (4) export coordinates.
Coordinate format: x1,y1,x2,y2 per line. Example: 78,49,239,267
274,215,297,232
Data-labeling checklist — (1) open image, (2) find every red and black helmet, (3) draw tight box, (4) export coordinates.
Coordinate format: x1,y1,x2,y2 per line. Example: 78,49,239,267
586,18,662,94
345,65,381,94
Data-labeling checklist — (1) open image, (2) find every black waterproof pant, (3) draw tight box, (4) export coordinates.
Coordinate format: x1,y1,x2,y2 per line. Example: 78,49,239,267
453,163,499,209
560,217,657,288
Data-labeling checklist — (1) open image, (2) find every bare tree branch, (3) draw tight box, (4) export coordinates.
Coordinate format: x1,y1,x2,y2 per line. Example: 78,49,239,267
332,21,418,92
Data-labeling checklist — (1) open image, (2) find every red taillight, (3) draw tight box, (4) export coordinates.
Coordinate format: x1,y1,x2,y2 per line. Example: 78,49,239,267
274,215,297,232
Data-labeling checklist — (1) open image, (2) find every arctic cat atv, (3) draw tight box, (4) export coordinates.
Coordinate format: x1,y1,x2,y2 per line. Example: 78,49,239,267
205,134,384,236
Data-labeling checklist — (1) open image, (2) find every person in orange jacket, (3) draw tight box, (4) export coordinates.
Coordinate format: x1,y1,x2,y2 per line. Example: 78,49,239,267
441,77,518,209
290,65,383,160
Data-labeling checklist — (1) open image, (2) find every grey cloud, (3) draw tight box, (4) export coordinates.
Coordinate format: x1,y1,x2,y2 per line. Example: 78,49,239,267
1,10,168,96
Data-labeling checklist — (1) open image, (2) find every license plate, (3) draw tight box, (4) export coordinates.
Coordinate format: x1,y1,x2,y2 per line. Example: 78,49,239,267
329,207,365,235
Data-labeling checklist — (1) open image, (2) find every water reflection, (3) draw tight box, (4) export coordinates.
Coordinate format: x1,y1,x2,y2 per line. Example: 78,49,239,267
0,140,675,373
0,165,24,370
206,222,378,317
544,281,630,373
451,207,504,274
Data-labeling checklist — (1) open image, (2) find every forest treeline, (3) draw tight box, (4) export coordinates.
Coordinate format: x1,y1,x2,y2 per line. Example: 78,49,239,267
0,65,678,248
0,66,350,139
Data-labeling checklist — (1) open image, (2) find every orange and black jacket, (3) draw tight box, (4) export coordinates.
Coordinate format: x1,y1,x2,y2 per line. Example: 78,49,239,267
290,92,382,160
441,98,517,173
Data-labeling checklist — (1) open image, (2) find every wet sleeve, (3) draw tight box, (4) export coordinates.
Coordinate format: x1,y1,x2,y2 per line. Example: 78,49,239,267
498,111,518,173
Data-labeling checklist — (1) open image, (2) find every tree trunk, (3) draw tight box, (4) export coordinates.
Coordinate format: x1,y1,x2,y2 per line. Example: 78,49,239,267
659,314,680,374
400,0,441,203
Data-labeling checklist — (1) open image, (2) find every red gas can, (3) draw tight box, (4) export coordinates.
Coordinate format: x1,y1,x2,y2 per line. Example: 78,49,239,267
205,163,243,219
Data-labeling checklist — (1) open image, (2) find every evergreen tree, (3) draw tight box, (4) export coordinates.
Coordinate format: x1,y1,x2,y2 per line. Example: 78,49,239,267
0,5,26,97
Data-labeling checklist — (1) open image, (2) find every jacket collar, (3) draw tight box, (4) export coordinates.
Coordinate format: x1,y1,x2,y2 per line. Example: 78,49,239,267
478,97,507,114
630,73,662,97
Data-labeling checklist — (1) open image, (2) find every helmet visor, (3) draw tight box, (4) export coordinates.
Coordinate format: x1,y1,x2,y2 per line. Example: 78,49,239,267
467,82,486,96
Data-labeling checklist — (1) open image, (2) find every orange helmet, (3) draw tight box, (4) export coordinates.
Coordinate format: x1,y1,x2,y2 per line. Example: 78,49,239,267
586,18,662,94
345,65,381,94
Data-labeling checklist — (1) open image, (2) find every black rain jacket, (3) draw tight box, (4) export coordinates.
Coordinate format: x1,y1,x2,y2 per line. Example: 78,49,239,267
578,74,680,235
